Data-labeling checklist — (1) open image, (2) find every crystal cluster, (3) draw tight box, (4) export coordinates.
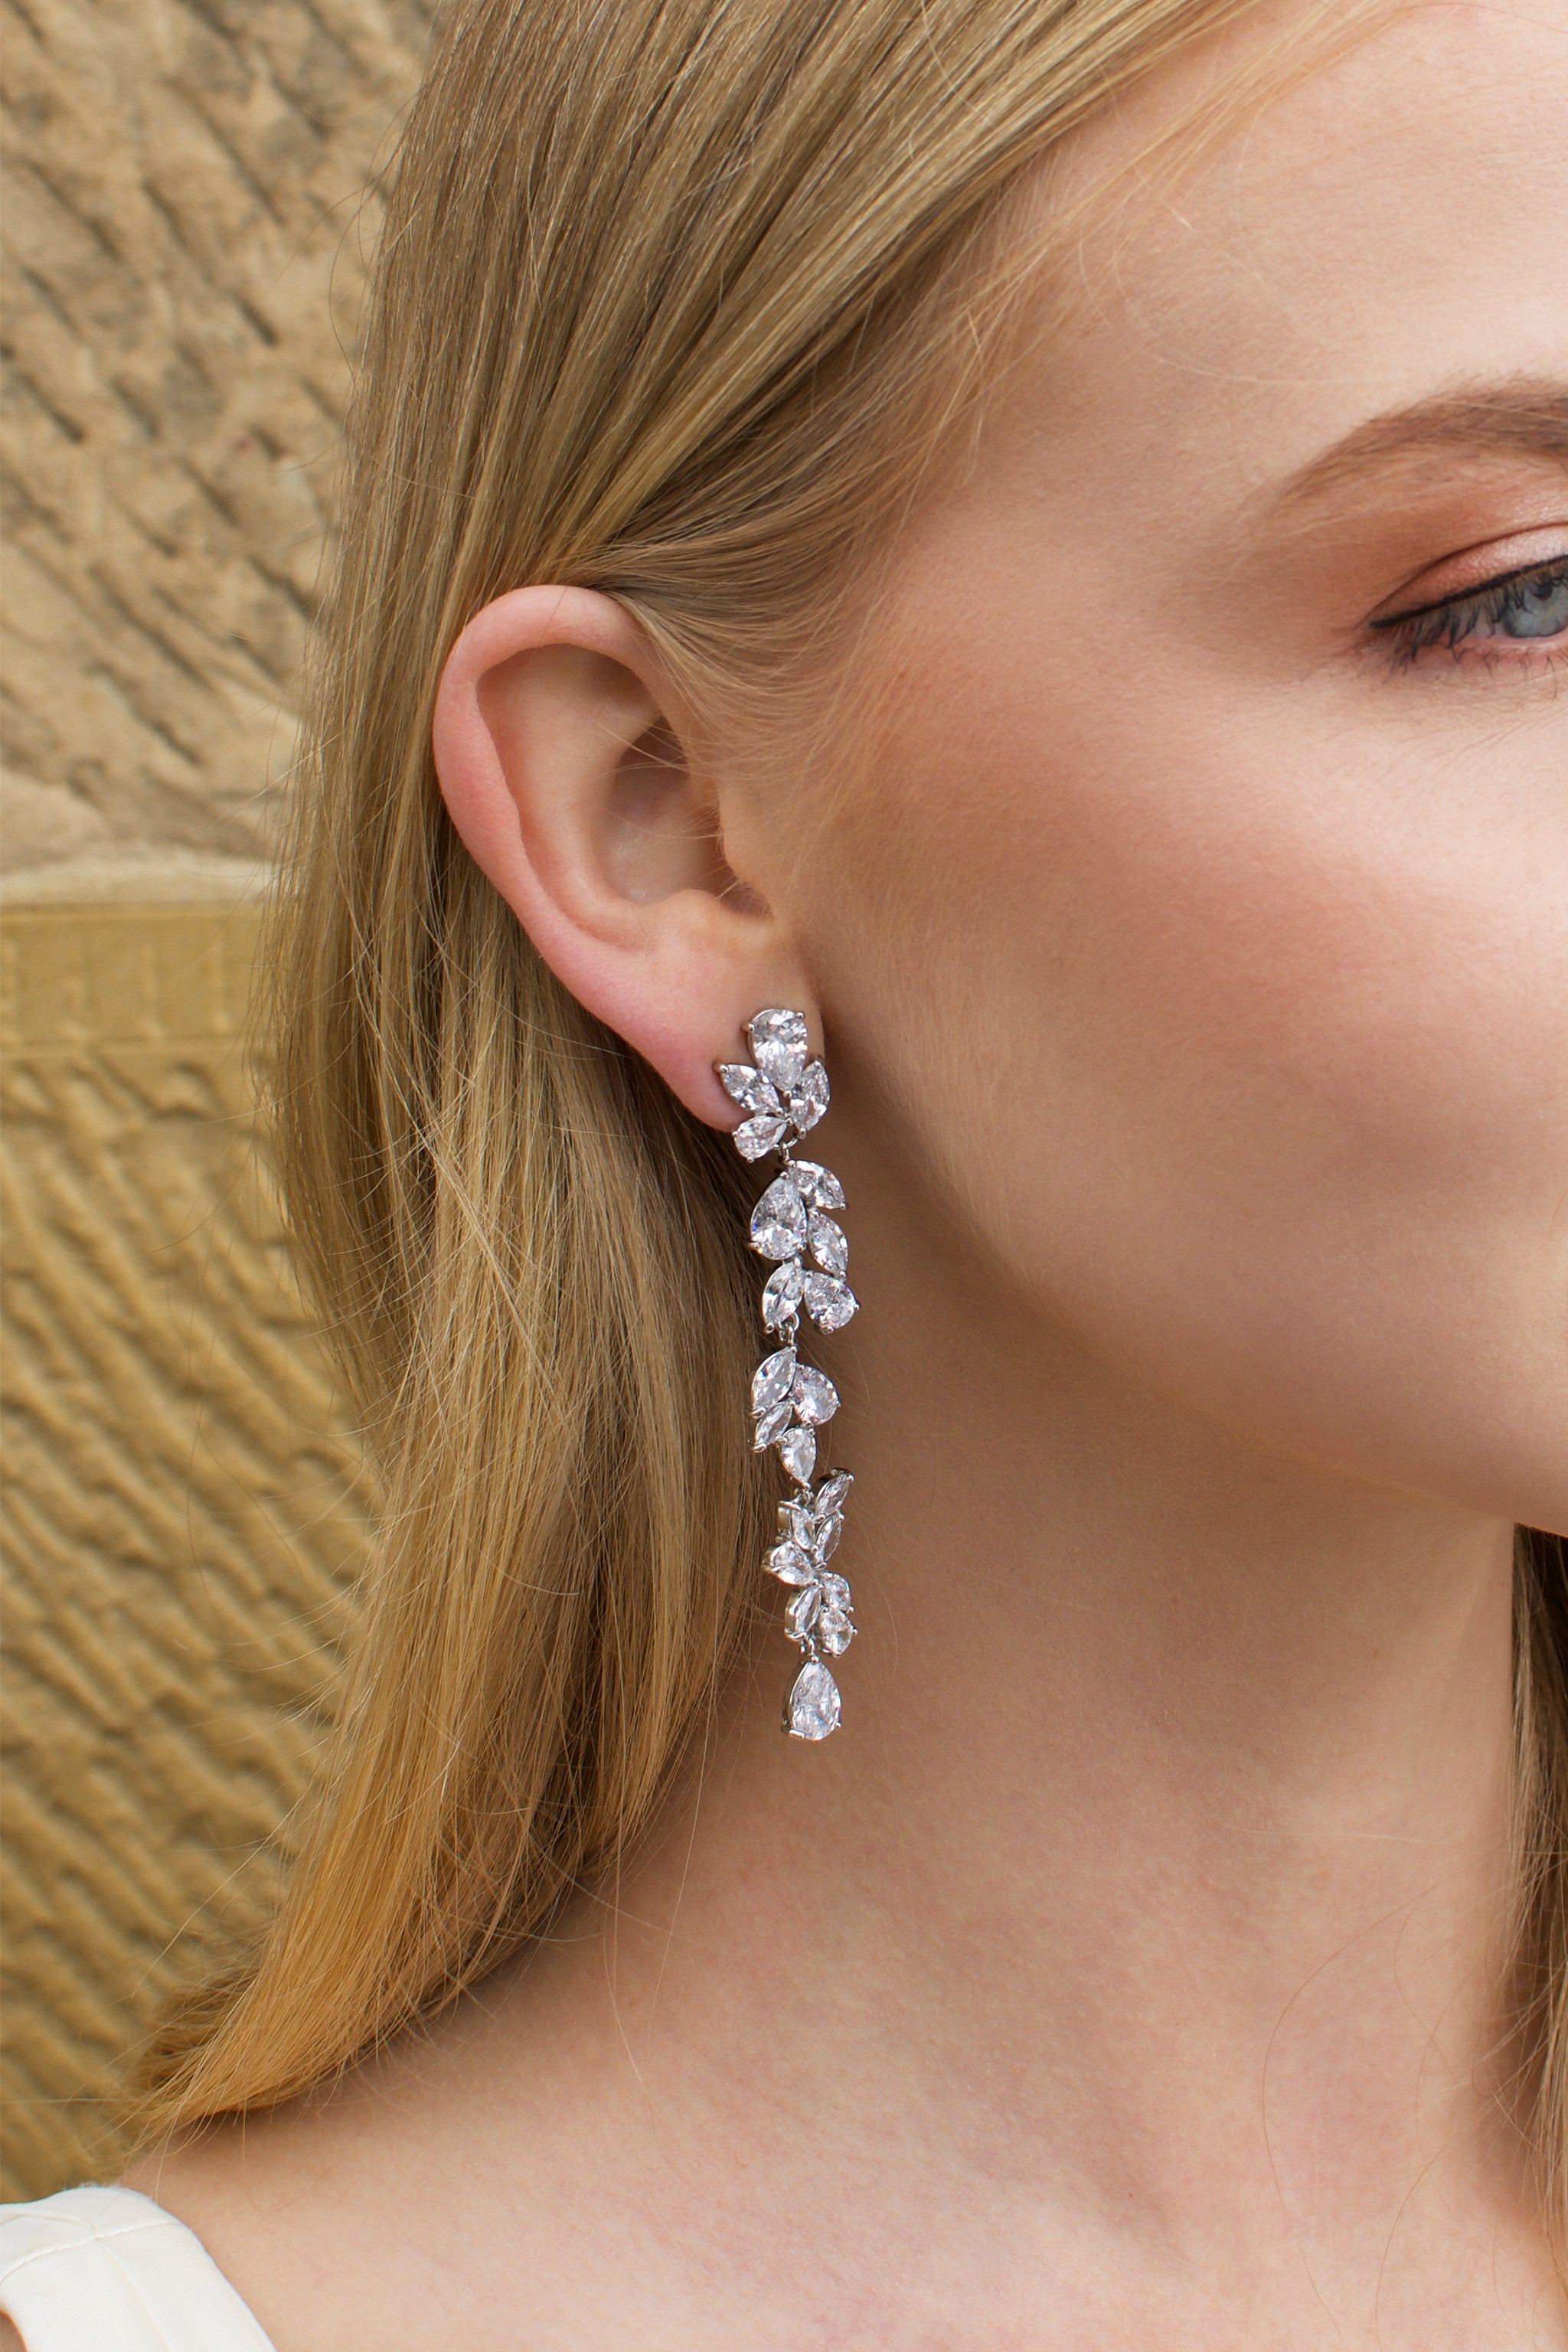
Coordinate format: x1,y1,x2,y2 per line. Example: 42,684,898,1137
717,1008,858,1740
767,1469,855,1655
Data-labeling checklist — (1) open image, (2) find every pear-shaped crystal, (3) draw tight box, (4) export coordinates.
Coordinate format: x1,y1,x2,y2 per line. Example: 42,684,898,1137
766,1541,816,1584
751,1347,796,1413
781,1501,817,1550
753,1397,794,1449
791,1364,839,1425
818,1610,854,1656
789,1060,829,1133
789,1159,844,1210
803,1272,857,1331
718,1063,781,1116
761,1259,805,1330
820,1571,851,1611
747,1008,809,1092
778,1422,817,1483
735,1114,790,1160
807,1213,848,1276
750,1178,807,1260
785,1659,841,1740
785,1583,822,1642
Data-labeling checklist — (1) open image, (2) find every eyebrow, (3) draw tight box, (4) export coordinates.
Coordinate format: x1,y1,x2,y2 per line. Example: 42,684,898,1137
1275,380,1568,511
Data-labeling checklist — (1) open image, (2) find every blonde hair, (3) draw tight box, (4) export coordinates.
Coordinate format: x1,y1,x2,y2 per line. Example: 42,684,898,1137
128,0,1568,2246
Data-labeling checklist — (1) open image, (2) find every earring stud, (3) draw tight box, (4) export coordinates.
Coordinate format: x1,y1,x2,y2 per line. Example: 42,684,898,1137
717,1009,858,1740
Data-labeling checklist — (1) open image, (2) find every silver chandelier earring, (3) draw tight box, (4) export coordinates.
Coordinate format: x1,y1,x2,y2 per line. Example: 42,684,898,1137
717,1008,858,1740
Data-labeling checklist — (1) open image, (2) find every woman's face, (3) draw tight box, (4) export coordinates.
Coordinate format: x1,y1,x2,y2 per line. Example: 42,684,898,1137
748,0,1568,1530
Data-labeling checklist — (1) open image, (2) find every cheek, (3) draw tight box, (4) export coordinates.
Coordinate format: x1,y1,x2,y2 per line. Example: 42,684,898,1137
805,626,1568,1526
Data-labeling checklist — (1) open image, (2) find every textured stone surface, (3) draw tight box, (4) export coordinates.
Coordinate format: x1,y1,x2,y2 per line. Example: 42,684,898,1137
2,0,432,880
2,0,430,2200
1,904,377,2197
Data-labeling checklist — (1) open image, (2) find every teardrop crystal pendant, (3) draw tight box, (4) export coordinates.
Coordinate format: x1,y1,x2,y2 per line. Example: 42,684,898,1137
785,1659,841,1740
717,1007,858,1740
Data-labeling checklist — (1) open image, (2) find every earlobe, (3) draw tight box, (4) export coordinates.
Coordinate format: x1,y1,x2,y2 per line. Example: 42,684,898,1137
430,585,817,1125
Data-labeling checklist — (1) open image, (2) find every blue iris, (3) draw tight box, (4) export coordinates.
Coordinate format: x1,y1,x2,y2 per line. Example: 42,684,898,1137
1500,569,1568,638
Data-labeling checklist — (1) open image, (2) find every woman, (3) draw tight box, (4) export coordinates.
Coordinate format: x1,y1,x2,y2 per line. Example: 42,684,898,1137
4,0,1566,2341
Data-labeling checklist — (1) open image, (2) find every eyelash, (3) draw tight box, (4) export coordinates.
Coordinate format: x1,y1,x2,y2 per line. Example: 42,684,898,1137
1370,554,1568,669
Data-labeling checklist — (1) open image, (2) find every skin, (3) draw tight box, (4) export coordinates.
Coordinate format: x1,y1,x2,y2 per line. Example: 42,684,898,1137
115,2,1568,2347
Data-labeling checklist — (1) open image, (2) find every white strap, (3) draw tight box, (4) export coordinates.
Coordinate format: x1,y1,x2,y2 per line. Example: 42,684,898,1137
0,2187,276,2352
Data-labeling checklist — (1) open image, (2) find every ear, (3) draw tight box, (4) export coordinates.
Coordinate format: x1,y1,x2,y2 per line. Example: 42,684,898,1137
431,586,816,1125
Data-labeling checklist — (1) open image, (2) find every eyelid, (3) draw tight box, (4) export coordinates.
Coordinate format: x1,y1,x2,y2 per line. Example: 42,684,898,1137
1368,521,1568,623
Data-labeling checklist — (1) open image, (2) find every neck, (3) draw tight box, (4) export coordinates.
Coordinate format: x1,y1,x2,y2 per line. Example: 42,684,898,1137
466,1132,1529,2314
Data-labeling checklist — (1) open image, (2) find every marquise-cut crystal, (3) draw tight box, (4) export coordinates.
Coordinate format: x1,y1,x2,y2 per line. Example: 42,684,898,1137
786,1659,841,1740
735,1113,790,1160
787,1158,844,1210
751,1347,796,1413
786,1583,822,1642
761,1259,805,1330
753,1398,794,1449
778,1422,817,1483
803,1272,857,1331
718,1063,782,1116
747,1008,809,1093
750,1178,807,1260
813,1514,842,1562
814,1471,854,1517
791,1364,839,1425
818,1610,854,1656
766,1541,817,1584
807,1213,848,1276
789,1060,829,1133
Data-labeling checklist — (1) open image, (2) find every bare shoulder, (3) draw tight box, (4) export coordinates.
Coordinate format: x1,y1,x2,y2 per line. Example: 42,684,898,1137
2,2316,25,2352
113,2007,620,2352
111,1958,763,2351
119,2089,441,2352
119,2109,360,2352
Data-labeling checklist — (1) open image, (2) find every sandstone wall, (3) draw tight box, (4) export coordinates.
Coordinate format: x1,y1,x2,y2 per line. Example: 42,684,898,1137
2,0,430,2194
5,0,430,889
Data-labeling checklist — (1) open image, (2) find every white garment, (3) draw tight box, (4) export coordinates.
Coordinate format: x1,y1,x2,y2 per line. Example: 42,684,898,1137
0,2187,274,2351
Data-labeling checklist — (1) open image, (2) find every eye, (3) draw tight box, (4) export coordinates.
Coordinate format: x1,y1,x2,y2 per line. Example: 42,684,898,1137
1370,554,1568,666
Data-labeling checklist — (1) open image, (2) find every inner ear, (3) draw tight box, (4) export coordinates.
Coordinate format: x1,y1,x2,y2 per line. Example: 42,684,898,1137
601,716,738,906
